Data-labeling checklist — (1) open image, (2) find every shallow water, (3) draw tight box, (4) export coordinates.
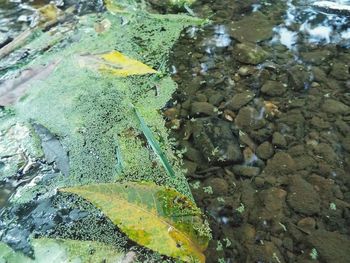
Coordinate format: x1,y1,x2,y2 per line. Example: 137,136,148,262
1,0,350,262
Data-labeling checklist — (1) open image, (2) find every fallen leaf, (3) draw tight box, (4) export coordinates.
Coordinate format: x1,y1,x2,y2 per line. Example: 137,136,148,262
61,182,210,262
77,51,157,77
0,60,61,106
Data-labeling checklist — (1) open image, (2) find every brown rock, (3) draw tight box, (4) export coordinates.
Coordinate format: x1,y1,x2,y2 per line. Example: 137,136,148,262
256,141,274,159
287,175,321,215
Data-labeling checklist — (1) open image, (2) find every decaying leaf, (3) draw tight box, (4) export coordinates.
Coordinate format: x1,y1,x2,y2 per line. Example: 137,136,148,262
61,182,210,262
77,51,157,77
0,238,125,262
132,105,176,178
104,0,128,13
0,60,61,106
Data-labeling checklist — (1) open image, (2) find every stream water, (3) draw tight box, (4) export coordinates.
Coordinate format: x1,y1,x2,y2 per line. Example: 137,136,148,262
1,0,350,262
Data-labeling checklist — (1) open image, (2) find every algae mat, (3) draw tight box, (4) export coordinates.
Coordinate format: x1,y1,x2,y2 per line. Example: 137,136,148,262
0,3,208,261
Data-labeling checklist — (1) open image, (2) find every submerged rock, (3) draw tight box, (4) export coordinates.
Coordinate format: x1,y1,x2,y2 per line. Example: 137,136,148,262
287,175,320,215
235,106,266,130
307,230,350,263
225,91,255,111
233,42,268,65
261,80,286,96
192,117,242,163
228,12,274,43
330,62,349,80
321,99,350,114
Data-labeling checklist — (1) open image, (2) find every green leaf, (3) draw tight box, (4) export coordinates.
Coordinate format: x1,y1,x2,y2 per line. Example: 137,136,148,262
0,238,125,263
61,182,211,262
132,105,176,178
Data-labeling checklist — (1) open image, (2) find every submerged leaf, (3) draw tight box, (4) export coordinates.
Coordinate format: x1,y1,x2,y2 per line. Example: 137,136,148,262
77,51,157,77
132,105,176,178
0,238,125,263
61,182,211,262
0,60,60,106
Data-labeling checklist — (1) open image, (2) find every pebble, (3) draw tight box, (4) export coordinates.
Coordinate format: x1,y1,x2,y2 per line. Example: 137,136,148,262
235,106,266,131
263,152,296,175
272,132,287,148
256,141,274,159
191,102,216,116
321,99,350,114
232,165,260,178
233,42,268,65
226,91,255,111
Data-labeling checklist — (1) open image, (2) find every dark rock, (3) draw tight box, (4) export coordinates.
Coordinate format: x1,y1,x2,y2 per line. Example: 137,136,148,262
287,175,320,215
235,106,266,131
232,165,260,178
307,230,350,263
191,102,216,116
192,117,242,163
228,12,274,43
330,62,349,80
256,142,274,159
272,132,287,148
261,81,286,96
233,42,268,65
321,99,350,114
226,91,255,111
208,93,224,106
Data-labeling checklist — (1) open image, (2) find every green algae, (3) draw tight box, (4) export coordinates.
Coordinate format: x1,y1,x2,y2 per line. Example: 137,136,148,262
6,10,204,203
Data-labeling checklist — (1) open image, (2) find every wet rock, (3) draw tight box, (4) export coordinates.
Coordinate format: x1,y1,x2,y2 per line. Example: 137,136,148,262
191,101,216,116
256,142,274,160
321,99,350,114
235,106,266,130
287,175,320,215
233,42,268,65
259,187,287,221
192,117,242,163
228,12,274,43
272,132,287,148
237,66,254,76
263,152,296,175
330,62,349,80
225,91,255,111
307,230,350,263
314,143,338,165
342,135,350,152
288,65,310,90
261,80,286,96
208,93,224,106
232,165,260,178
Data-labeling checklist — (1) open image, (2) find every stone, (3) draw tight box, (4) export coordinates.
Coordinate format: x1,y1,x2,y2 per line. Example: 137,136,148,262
330,62,349,80
321,99,350,114
288,65,310,90
307,230,350,263
233,42,268,65
232,165,260,178
272,132,287,148
256,141,274,159
235,106,266,131
342,135,350,152
228,12,274,43
287,176,320,215
190,102,216,116
261,80,286,96
263,152,296,175
192,117,242,163
226,91,255,111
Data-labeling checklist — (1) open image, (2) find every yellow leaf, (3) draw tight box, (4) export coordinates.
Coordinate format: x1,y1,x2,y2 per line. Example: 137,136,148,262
77,51,157,77
99,51,157,76
60,182,211,262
